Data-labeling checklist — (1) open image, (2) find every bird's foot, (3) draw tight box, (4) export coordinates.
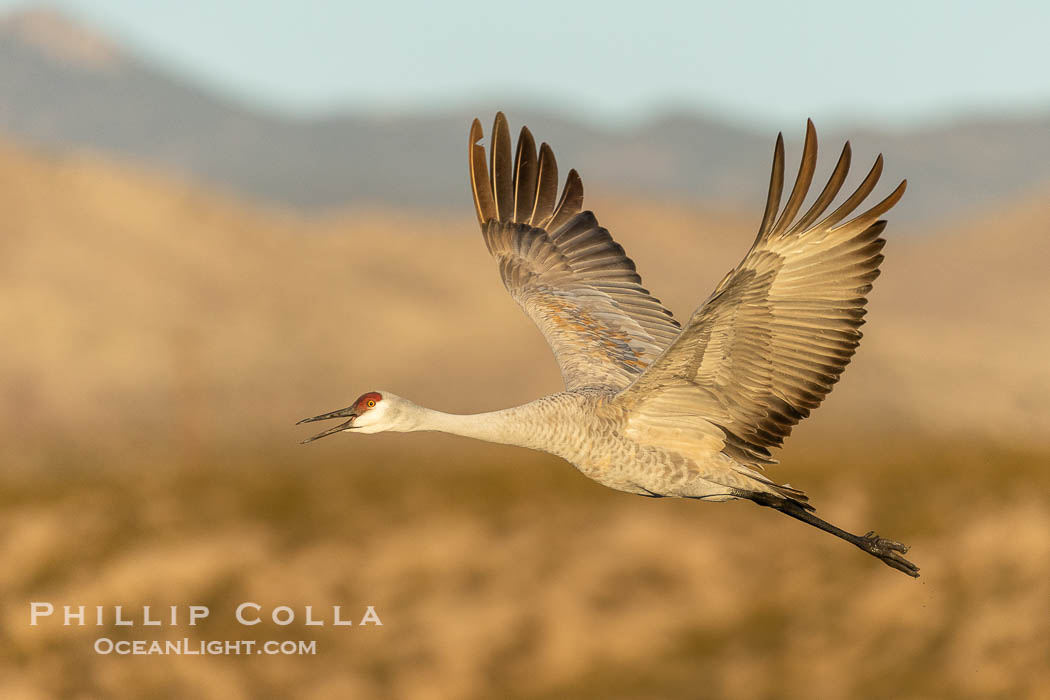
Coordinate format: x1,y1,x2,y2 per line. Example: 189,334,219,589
858,531,920,578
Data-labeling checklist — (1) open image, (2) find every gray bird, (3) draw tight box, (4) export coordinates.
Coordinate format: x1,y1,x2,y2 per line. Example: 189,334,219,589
299,113,918,577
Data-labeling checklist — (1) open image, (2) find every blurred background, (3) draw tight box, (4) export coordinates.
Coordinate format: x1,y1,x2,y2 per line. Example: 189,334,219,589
1,1,1048,698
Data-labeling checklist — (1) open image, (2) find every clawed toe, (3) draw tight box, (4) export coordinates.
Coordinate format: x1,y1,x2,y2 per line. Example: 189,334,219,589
862,531,910,554
859,532,919,577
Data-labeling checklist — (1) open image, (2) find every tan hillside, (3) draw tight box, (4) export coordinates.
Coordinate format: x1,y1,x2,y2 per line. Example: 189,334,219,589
853,190,1050,441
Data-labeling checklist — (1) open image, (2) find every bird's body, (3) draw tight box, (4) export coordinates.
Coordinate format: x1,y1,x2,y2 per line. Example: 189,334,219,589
355,389,769,501
299,113,920,577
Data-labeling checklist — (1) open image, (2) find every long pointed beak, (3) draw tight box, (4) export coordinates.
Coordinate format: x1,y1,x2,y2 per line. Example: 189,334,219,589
297,406,359,444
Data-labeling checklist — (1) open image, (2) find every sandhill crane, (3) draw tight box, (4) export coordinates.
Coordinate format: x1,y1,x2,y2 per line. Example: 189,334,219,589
299,113,918,577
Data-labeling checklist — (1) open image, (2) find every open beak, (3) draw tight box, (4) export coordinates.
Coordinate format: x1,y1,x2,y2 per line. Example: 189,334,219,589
296,406,360,444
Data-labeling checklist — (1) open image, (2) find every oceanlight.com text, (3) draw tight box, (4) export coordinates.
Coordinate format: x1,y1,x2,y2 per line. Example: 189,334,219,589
94,638,317,655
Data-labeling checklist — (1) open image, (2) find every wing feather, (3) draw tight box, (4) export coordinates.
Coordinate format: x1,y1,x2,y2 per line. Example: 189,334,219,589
469,113,681,390
773,120,817,233
617,122,905,467
513,127,538,224
790,141,850,234
490,113,515,222
545,169,584,232
529,143,559,226
469,119,496,226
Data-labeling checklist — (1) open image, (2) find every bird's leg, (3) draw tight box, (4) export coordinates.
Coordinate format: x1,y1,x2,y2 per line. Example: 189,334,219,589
748,492,920,578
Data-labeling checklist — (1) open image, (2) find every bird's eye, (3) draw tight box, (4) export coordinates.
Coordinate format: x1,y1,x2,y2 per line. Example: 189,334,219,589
367,400,376,408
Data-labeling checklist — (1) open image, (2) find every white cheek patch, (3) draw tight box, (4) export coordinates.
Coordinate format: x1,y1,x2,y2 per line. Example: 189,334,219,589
351,402,387,433
353,412,376,428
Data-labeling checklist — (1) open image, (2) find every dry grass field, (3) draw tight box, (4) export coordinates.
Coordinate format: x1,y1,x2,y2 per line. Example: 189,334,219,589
1,139,1048,698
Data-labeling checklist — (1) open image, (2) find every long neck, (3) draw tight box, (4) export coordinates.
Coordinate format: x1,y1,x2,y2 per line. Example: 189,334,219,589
401,399,556,451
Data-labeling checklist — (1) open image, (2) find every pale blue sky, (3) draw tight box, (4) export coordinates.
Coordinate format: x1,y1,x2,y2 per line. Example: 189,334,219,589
5,0,1050,128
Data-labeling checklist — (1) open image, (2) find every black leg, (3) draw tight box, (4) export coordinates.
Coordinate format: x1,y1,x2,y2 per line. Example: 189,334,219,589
749,492,920,578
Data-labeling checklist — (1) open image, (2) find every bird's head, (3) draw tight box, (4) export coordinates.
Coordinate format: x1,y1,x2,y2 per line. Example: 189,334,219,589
297,390,412,442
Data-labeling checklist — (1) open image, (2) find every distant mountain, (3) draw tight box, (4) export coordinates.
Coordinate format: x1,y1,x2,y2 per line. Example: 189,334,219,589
1,8,1048,224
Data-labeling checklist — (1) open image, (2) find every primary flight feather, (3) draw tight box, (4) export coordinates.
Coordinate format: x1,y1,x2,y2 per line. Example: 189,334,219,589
299,113,918,577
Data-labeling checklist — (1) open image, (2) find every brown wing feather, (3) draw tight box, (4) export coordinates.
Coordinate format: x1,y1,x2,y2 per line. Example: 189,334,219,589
490,113,515,222
469,119,496,226
529,143,559,226
469,113,681,390
544,169,584,232
617,121,905,465
513,127,537,224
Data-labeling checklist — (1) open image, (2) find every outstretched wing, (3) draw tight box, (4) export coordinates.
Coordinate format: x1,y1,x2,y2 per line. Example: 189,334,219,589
617,121,905,467
470,113,681,391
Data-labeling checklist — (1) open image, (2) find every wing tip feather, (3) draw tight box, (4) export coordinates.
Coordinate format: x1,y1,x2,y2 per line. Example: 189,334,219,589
469,118,496,227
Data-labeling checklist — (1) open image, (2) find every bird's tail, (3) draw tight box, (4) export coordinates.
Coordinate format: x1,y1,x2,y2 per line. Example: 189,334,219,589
769,481,814,511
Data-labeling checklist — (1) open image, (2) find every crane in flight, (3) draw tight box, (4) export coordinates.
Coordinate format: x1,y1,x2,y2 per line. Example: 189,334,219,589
299,113,918,577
